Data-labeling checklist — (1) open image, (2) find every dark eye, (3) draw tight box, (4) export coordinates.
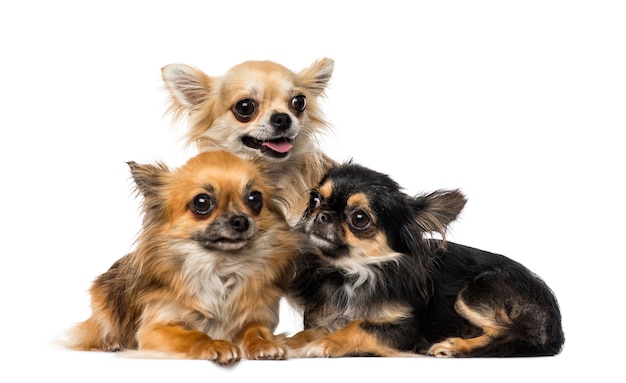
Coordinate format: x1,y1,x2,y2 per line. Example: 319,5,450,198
190,193,215,217
350,210,371,230
309,191,322,210
290,95,306,114
246,191,263,214
232,99,257,122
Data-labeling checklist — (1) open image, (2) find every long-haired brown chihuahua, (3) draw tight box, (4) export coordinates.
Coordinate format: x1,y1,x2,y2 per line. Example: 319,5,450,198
65,151,306,365
161,58,337,225
286,162,565,358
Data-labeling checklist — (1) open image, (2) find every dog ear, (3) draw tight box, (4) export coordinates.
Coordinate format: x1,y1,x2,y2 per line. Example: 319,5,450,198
161,64,212,109
411,189,467,239
298,58,334,97
127,161,170,199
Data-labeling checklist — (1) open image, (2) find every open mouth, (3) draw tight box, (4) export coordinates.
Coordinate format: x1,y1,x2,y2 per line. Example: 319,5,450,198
242,136,294,159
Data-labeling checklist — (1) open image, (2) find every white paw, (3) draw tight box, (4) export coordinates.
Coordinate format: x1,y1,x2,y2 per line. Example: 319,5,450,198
300,341,331,358
427,339,458,358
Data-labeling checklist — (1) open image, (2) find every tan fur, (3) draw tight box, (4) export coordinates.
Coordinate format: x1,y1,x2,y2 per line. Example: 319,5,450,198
161,58,337,225
287,320,413,358
64,151,305,365
427,295,514,357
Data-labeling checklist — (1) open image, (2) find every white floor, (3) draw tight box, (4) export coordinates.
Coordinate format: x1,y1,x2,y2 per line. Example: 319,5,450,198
4,296,620,382
6,320,614,383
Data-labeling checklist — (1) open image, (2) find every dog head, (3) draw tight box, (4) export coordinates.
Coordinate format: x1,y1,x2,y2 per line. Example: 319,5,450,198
128,150,288,252
161,58,334,162
297,162,467,269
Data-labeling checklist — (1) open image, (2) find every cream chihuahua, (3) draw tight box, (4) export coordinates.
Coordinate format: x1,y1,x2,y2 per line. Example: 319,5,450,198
162,58,337,225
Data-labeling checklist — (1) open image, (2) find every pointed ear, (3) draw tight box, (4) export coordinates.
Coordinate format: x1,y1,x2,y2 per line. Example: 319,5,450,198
127,161,170,199
411,189,467,238
161,63,213,108
298,58,334,97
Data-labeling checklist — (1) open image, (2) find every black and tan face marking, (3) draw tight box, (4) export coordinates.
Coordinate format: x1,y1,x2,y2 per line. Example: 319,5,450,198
300,178,398,263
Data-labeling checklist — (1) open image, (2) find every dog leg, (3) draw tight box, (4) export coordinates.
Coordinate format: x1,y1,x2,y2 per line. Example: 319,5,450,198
285,328,329,348
239,323,287,360
64,317,123,352
283,328,329,357
427,296,511,357
428,335,495,357
137,323,240,365
298,320,403,358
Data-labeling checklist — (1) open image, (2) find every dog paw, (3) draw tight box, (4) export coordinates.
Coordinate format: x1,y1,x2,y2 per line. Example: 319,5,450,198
199,340,241,365
243,338,287,360
427,338,460,358
102,336,121,352
300,338,343,358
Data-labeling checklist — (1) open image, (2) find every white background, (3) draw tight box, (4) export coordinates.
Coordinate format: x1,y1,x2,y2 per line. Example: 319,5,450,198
1,1,624,381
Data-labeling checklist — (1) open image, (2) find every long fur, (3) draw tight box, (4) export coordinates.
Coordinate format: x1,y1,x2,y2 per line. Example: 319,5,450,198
64,151,309,365
285,162,565,358
161,58,337,225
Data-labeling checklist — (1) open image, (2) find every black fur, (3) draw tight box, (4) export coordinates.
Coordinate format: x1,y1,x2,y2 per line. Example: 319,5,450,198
287,163,564,357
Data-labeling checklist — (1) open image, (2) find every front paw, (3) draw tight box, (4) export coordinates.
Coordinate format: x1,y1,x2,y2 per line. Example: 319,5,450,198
243,338,287,360
300,338,343,358
101,335,121,352
198,339,241,365
427,338,460,358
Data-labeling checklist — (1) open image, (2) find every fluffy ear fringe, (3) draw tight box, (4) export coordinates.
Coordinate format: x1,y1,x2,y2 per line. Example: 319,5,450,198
161,63,212,108
298,58,334,97
161,63,213,133
127,161,169,199
412,189,467,243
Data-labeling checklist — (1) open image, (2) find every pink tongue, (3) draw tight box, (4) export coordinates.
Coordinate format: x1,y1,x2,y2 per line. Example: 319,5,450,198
262,140,293,153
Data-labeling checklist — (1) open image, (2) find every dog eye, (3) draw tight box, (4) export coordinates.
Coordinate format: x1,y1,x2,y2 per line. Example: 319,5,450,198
309,191,322,210
349,210,371,230
291,95,306,114
190,193,216,217
232,99,257,122
246,191,263,214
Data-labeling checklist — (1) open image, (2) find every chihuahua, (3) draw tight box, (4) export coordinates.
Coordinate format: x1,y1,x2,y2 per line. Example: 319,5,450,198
286,162,565,357
65,151,306,365
161,58,337,225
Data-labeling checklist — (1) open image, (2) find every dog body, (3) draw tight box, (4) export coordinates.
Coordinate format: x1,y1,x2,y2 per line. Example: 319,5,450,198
161,58,337,225
286,163,565,357
66,151,305,365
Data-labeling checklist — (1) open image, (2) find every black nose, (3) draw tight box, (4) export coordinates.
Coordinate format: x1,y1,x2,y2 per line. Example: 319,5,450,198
316,212,332,224
313,212,333,236
270,113,292,131
230,215,250,232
